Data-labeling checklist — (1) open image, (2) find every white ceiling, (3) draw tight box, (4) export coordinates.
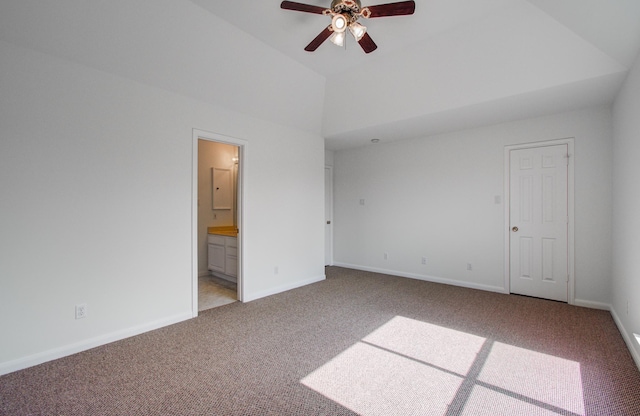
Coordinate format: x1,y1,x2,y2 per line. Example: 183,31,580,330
197,0,640,76
194,0,640,149
192,0,522,77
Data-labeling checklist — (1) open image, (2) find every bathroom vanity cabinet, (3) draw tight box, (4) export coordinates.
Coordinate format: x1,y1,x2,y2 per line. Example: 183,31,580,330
207,234,237,281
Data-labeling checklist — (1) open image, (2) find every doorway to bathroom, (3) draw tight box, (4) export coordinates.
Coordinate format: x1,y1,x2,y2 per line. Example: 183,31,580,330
192,129,247,316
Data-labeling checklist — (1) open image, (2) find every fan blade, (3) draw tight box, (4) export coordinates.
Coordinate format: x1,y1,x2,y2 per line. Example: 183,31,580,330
365,1,415,18
281,1,328,15
305,26,333,51
358,32,378,54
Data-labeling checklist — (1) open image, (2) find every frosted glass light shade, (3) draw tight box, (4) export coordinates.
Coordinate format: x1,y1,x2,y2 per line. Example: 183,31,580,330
349,22,367,41
330,31,345,47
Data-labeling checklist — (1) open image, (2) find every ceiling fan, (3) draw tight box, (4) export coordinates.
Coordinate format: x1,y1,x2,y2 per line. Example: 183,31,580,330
280,0,416,54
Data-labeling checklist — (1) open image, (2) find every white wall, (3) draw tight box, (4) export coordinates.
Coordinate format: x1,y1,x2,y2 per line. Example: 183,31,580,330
0,0,325,136
333,107,613,306
197,141,238,276
0,38,325,374
325,149,335,167
612,50,640,367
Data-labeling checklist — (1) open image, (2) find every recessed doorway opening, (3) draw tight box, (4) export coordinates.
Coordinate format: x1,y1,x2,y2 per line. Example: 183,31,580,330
192,129,247,316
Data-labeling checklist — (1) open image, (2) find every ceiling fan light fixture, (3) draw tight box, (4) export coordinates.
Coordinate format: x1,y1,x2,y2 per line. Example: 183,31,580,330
330,31,346,47
349,22,367,41
281,0,416,53
331,14,348,32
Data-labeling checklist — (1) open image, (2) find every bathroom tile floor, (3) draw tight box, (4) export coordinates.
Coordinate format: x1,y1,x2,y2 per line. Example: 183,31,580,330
198,275,237,311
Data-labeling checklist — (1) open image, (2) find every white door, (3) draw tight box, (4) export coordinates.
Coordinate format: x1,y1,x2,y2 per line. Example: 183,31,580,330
509,144,568,302
325,166,333,266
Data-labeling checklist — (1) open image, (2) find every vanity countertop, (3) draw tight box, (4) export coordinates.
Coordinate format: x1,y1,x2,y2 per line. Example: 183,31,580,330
207,226,238,237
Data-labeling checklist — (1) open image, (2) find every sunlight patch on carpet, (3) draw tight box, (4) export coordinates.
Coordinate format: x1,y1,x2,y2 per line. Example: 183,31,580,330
301,316,483,415
362,316,486,376
461,385,563,416
301,341,464,415
477,342,585,415
301,316,586,416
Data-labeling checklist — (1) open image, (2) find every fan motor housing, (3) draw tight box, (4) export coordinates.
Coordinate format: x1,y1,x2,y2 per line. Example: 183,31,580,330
331,0,362,14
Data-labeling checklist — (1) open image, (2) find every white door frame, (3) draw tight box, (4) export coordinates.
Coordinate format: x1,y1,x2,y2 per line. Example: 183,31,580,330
504,138,575,304
192,129,248,317
325,165,334,266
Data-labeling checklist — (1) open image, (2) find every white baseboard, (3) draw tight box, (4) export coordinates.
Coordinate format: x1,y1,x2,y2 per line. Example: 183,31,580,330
573,299,611,310
333,263,508,294
243,274,326,302
0,312,192,376
610,306,640,372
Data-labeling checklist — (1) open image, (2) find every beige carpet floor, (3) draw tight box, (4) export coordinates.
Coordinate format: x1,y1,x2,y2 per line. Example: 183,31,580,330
1,267,639,415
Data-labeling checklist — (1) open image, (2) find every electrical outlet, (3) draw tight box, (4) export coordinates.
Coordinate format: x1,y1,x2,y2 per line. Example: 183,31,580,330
75,303,87,320
384,253,388,260
466,263,473,271
421,257,428,265
274,266,279,275
360,199,365,206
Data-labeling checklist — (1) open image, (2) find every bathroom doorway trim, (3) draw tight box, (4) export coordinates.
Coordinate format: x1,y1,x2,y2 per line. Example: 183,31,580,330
192,129,248,317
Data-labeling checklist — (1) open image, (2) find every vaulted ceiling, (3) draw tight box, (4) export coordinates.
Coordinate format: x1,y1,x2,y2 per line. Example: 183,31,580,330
201,0,640,149
2,1,640,150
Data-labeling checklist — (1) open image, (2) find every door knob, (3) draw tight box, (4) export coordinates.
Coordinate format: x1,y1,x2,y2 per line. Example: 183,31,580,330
512,226,519,232
327,221,331,224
